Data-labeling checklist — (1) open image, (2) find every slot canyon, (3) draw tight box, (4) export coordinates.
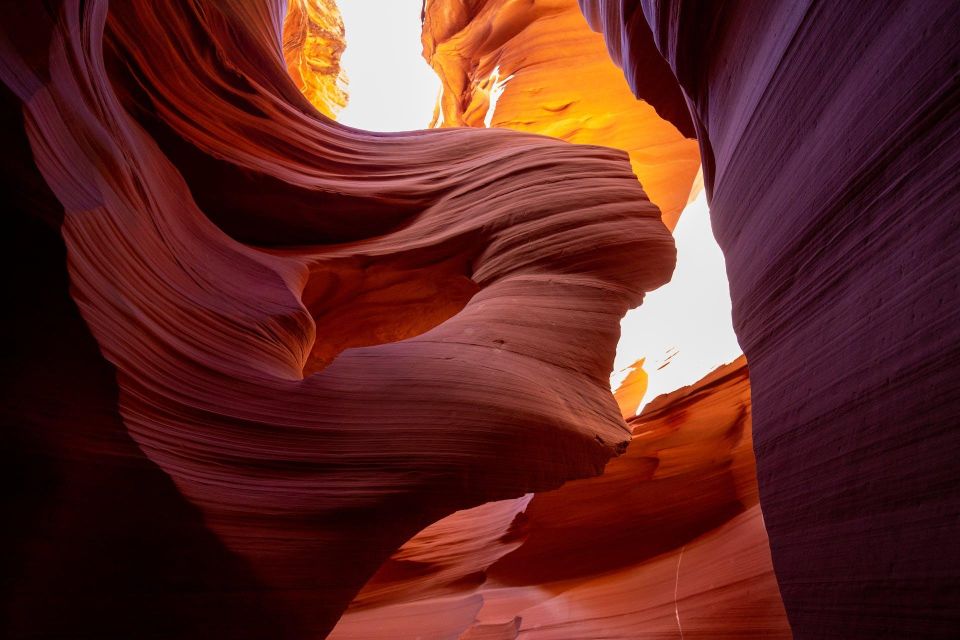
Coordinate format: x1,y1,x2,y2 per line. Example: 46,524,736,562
1,1,957,639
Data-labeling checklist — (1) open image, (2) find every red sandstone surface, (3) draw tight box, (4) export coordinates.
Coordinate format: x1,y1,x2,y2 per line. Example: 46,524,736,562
2,0,672,636
330,358,790,639
2,0,958,638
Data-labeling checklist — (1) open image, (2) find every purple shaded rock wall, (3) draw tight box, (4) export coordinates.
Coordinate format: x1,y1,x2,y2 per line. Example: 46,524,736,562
581,0,960,637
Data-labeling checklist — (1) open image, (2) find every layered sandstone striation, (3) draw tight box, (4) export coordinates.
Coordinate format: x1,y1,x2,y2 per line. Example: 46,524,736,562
330,358,790,639
7,0,953,636
422,0,699,229
581,0,960,636
0,0,677,637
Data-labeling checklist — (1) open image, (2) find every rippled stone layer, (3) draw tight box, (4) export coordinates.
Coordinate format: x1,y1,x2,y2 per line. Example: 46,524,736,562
329,358,790,639
1,0,675,637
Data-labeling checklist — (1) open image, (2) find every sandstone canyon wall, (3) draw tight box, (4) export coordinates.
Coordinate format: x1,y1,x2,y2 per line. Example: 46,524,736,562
580,0,960,637
316,3,790,637
329,357,791,639
282,0,348,118
421,0,699,228
1,0,675,637
2,0,957,637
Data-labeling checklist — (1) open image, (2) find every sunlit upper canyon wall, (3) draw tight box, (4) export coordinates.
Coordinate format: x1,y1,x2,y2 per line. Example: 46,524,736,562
282,0,348,119
1,1,957,640
422,0,699,229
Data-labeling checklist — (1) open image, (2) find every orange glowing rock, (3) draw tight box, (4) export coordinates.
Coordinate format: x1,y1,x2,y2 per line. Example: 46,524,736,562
614,357,648,418
283,0,348,118
330,357,790,638
421,0,700,229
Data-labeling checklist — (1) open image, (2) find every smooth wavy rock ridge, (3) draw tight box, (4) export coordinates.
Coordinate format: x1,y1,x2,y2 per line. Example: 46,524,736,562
581,0,960,636
0,0,675,637
329,357,790,639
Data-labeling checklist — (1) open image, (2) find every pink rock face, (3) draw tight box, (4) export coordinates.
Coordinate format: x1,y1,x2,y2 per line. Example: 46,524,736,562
580,0,960,636
0,0,674,637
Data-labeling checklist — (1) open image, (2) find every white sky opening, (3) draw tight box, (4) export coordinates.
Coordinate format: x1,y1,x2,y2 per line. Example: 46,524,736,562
337,1,441,131
611,190,742,412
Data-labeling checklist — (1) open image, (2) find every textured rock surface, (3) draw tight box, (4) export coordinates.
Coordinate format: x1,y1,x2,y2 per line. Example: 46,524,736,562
581,0,960,636
0,0,675,637
422,0,699,228
330,358,790,638
282,0,348,117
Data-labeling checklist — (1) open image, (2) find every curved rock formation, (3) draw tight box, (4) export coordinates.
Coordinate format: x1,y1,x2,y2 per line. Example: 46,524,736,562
422,0,699,228
9,0,954,636
329,358,789,638
581,0,960,636
1,0,675,637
